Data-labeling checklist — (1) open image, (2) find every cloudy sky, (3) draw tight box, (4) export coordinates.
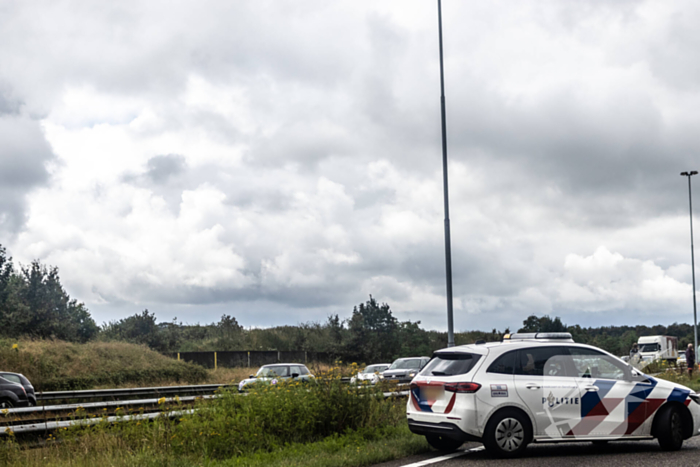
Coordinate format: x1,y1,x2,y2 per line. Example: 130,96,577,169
1,0,699,332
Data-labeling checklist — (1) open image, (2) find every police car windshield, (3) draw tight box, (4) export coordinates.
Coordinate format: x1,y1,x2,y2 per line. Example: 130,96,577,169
421,352,481,376
390,359,423,370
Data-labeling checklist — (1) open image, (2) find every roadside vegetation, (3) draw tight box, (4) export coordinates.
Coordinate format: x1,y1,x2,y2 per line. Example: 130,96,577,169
0,339,207,391
0,367,429,467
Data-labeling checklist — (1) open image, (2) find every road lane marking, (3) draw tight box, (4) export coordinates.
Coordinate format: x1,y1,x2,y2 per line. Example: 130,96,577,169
399,446,485,467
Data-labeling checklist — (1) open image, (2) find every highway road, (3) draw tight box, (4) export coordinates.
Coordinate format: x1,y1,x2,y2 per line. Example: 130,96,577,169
375,437,700,467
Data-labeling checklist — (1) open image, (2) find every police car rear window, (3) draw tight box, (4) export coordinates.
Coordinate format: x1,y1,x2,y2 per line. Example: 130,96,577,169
421,352,481,376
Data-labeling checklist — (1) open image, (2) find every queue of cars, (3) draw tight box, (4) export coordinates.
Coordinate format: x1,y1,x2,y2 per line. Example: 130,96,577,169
406,332,700,458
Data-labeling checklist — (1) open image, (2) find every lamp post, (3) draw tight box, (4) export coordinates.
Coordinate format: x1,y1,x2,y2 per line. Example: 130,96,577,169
681,170,698,355
437,0,454,347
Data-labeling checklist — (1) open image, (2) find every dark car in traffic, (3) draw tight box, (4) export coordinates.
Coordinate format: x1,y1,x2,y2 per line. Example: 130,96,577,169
0,372,36,406
0,376,29,409
382,357,430,384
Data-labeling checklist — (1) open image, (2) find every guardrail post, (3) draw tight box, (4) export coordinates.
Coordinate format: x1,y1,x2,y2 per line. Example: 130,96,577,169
247,351,250,367
214,352,218,370
305,351,307,364
277,351,280,363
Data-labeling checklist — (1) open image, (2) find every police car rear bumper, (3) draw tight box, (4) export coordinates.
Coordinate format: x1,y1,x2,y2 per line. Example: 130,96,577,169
407,419,481,442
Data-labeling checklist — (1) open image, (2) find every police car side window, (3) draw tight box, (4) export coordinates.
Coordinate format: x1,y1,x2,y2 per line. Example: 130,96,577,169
514,347,573,377
569,348,626,380
487,350,516,374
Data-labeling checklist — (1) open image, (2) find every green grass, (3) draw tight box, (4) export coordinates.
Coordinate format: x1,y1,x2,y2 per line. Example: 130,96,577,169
0,339,207,390
3,424,429,467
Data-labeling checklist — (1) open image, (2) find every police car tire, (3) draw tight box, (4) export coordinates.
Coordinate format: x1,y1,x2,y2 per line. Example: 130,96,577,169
0,399,13,409
425,435,463,452
656,406,684,451
483,409,532,458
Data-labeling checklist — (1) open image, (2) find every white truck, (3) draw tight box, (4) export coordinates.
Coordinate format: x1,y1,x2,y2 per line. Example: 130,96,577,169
636,335,678,366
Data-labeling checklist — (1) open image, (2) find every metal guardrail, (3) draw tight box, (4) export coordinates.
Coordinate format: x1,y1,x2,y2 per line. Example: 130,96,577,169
35,383,229,403
34,380,406,404
2,390,408,435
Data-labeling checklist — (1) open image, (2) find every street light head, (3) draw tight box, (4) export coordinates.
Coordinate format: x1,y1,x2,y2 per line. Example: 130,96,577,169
682,172,689,176
681,171,698,176
692,171,699,176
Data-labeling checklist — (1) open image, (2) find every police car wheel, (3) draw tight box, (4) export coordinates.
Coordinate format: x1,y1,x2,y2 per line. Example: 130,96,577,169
483,409,531,458
656,406,684,451
425,435,463,452
0,399,13,409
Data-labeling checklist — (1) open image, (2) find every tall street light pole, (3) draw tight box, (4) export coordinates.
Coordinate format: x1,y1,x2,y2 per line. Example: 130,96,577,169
681,170,698,356
437,0,455,347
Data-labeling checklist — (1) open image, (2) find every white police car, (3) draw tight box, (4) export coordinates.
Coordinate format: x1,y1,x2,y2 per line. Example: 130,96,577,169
407,332,700,458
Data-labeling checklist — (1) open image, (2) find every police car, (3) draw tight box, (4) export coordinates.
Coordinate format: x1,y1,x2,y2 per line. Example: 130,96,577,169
407,332,700,458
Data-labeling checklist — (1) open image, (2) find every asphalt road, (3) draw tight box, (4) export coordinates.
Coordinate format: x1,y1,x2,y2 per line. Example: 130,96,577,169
374,437,700,467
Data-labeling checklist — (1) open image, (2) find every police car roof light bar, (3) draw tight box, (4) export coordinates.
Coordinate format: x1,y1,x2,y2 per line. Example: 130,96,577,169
504,332,573,341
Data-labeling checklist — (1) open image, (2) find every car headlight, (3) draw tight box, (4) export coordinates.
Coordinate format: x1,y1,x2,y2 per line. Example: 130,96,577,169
408,372,416,378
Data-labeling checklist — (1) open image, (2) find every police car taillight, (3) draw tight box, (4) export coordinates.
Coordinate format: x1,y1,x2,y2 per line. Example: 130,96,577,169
444,382,481,393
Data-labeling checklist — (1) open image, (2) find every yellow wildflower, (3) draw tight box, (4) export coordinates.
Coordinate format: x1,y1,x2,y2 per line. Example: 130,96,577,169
158,397,166,405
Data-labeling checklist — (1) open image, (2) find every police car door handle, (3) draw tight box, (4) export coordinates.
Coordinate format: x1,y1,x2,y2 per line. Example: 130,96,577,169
583,386,599,392
526,383,540,390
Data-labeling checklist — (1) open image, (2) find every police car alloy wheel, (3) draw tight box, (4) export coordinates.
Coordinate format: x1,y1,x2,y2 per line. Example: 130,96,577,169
0,400,12,409
483,409,532,457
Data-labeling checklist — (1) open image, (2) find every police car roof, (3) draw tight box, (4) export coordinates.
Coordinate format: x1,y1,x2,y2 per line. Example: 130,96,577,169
432,333,575,356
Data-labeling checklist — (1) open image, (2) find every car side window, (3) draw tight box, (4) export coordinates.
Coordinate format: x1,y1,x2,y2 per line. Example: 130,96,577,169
487,350,516,374
3,375,21,384
273,366,289,377
290,366,302,376
299,366,309,375
515,347,574,377
569,347,627,380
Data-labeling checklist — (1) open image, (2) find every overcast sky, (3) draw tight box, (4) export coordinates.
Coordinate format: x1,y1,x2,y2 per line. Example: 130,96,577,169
1,0,699,332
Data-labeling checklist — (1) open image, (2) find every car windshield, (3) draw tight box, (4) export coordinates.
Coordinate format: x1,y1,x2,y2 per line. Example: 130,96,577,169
256,366,289,378
362,365,387,374
389,359,423,370
639,343,660,352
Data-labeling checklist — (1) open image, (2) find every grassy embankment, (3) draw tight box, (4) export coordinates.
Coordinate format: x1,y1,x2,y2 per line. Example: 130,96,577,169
1,366,430,467
0,339,208,390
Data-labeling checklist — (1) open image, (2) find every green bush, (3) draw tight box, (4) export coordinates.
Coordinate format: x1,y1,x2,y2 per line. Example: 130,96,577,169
59,368,405,460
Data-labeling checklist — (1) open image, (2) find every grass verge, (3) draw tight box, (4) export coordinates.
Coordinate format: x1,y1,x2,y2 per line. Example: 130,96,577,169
3,424,429,467
0,339,207,390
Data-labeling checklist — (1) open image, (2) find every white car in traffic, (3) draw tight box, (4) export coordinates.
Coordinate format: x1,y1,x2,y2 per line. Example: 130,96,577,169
350,364,391,385
407,332,700,458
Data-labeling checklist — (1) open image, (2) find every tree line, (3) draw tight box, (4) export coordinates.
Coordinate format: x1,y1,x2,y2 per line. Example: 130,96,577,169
0,245,98,342
1,243,696,363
